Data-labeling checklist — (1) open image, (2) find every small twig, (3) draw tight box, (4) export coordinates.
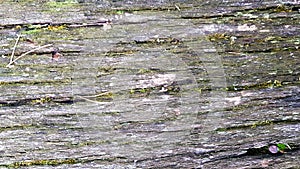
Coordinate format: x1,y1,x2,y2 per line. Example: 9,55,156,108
6,44,53,67
10,34,21,63
228,51,246,56
175,4,181,11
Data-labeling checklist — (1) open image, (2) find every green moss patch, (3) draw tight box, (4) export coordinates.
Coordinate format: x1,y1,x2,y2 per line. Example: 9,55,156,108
45,0,78,8
226,80,282,91
7,158,77,168
216,118,300,132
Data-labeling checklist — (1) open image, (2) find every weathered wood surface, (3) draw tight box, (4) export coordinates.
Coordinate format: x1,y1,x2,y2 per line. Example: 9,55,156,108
0,0,299,168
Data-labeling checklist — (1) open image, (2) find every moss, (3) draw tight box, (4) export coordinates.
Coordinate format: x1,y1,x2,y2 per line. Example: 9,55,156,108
92,92,114,101
8,158,78,168
0,124,34,132
129,82,180,97
31,96,52,104
195,86,211,93
274,4,293,13
134,37,181,45
207,33,231,42
20,23,68,35
216,119,300,132
45,0,78,8
137,68,156,74
226,80,282,91
105,50,136,57
115,37,181,50
0,79,70,86
97,66,116,77
103,111,120,116
21,28,43,35
47,25,67,31
102,5,185,15
250,120,273,128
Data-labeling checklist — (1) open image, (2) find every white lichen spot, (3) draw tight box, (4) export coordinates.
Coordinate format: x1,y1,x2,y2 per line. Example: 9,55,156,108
237,24,257,31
